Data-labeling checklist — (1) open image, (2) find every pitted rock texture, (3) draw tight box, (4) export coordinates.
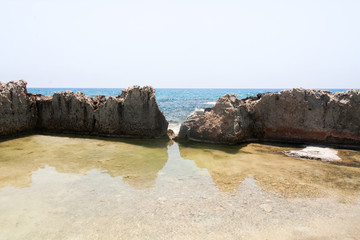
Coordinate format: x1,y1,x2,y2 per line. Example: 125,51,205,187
178,89,360,145
36,86,168,137
0,80,37,136
0,81,168,138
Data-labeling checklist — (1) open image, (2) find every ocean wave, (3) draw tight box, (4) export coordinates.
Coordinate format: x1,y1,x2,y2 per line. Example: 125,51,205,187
194,107,204,112
168,123,181,134
204,102,216,105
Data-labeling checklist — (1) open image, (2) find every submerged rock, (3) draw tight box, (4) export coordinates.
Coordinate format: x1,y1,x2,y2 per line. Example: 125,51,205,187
284,146,341,162
177,88,360,145
259,204,273,213
0,81,168,138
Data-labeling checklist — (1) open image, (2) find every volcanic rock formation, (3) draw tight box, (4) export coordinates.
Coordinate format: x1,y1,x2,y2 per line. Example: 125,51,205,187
178,88,360,145
0,80,168,138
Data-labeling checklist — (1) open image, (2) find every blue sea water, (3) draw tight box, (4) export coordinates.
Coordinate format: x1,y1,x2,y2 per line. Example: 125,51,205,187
28,88,349,129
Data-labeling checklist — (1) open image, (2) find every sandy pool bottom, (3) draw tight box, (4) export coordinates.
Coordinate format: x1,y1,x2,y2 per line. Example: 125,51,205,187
0,135,360,239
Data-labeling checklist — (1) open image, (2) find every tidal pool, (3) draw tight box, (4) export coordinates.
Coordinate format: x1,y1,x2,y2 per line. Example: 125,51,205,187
0,135,359,239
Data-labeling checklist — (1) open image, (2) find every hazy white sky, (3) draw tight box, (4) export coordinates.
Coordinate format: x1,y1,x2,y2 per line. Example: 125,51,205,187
0,0,359,88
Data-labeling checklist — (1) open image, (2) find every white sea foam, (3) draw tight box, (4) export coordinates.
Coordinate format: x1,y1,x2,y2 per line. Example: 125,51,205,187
168,123,181,134
204,102,216,105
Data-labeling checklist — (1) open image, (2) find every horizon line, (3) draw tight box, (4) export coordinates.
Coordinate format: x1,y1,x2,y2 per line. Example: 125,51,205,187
27,87,357,90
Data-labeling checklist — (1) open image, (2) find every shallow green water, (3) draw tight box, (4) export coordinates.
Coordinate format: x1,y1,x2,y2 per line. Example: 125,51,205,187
0,135,360,239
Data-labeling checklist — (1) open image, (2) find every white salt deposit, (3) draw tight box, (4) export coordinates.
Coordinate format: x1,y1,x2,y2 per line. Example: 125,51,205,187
284,146,341,162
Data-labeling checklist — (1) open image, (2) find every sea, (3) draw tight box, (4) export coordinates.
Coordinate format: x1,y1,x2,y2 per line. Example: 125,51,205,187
28,88,349,132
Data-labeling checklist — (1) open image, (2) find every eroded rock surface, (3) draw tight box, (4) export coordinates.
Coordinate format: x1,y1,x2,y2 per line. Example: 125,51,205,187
0,80,37,136
178,89,360,145
1,81,168,138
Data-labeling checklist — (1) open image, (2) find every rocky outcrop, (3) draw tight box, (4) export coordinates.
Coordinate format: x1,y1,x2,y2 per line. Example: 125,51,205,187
35,92,96,134
0,80,168,138
177,88,360,145
36,86,168,137
0,81,37,136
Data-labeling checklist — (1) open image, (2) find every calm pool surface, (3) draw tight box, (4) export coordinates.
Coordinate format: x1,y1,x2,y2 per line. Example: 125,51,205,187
0,135,359,239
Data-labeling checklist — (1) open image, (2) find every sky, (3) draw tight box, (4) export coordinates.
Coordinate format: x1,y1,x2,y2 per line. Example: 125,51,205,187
0,0,359,88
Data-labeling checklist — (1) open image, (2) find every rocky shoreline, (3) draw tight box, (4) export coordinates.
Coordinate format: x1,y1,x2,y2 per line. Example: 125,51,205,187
1,80,359,146
0,80,168,138
177,88,360,146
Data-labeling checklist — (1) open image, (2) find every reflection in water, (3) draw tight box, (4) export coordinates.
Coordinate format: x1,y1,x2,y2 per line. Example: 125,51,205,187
1,135,360,197
0,135,360,239
0,135,168,189
178,142,360,199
